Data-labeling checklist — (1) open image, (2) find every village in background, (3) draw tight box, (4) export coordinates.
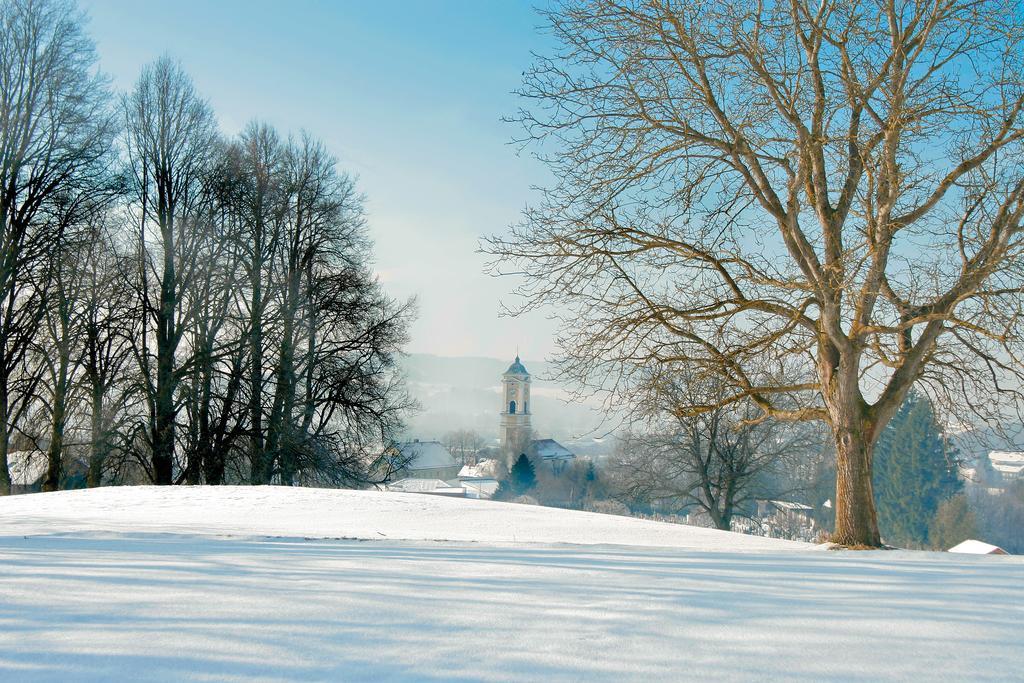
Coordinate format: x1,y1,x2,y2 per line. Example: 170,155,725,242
326,354,1024,551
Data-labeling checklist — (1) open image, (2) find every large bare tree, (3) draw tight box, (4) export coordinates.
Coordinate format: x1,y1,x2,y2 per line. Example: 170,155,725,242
0,0,115,494
233,122,285,485
263,133,415,486
124,56,217,484
486,0,1024,545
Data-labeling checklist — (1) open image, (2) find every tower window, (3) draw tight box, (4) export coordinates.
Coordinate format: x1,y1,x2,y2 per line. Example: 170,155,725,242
509,400,516,414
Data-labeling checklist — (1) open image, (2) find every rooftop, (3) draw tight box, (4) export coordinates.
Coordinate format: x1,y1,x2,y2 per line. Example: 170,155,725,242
393,441,457,470
8,450,46,486
988,450,1024,464
531,438,575,461
458,459,502,479
503,355,529,377
766,500,814,512
948,539,1009,555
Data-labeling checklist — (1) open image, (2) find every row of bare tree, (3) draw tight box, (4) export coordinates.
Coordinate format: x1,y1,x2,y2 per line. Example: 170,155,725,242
0,0,414,494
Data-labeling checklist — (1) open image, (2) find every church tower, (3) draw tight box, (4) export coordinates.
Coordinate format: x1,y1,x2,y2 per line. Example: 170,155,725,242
499,355,532,455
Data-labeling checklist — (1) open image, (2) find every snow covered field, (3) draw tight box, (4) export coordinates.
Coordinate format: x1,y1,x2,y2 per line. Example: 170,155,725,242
0,487,1021,681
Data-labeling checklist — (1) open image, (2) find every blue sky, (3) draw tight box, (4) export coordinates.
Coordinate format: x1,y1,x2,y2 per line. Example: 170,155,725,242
80,0,559,360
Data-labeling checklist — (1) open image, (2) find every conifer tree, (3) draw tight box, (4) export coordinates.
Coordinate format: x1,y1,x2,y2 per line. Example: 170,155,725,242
509,453,537,495
873,393,961,547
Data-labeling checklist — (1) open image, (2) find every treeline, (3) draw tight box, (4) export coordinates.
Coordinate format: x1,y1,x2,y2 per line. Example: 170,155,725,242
0,0,414,494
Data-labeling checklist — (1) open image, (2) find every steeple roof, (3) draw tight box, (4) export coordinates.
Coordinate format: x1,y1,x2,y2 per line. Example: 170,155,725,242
504,355,529,377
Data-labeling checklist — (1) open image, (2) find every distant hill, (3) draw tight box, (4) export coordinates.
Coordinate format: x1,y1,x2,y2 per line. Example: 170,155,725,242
398,353,616,447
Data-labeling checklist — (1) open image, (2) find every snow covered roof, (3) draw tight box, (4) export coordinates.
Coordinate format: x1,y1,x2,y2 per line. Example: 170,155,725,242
530,439,575,461
8,450,46,486
948,539,1009,555
393,441,457,471
458,459,502,479
988,451,1024,475
765,500,813,512
386,478,465,496
503,355,529,377
988,450,1024,464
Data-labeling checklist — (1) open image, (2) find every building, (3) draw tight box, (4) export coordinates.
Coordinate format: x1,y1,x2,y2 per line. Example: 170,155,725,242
987,450,1024,481
756,499,814,523
457,459,501,499
497,354,577,472
386,478,466,497
458,459,502,480
499,356,532,454
459,478,499,499
529,439,575,473
948,539,1010,555
8,450,46,494
389,440,460,480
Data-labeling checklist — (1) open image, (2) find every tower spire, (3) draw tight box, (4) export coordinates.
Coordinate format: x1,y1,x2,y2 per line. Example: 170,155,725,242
500,352,532,458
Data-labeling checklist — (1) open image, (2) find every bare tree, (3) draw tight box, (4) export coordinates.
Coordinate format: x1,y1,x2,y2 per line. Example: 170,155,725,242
263,133,416,486
613,370,815,530
178,151,247,485
34,186,128,489
124,56,217,484
443,429,487,465
0,0,115,494
78,222,136,487
265,134,341,485
294,260,417,486
233,123,285,484
38,198,90,490
487,0,1024,545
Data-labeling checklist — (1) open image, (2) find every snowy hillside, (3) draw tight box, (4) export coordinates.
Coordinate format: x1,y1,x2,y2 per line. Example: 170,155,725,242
0,485,806,551
1,487,1021,681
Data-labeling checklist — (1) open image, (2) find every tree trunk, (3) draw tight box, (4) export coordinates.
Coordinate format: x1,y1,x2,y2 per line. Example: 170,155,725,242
42,379,67,492
707,506,729,531
831,423,882,547
152,219,176,485
0,381,9,496
192,347,213,485
248,272,267,484
87,384,106,487
152,332,175,484
43,339,71,492
269,268,300,486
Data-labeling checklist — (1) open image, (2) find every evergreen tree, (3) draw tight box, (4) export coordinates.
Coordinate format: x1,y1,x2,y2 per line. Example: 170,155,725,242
509,453,537,495
873,392,962,547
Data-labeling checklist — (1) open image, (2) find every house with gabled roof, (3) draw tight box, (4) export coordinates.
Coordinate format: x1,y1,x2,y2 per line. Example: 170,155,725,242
387,440,460,481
